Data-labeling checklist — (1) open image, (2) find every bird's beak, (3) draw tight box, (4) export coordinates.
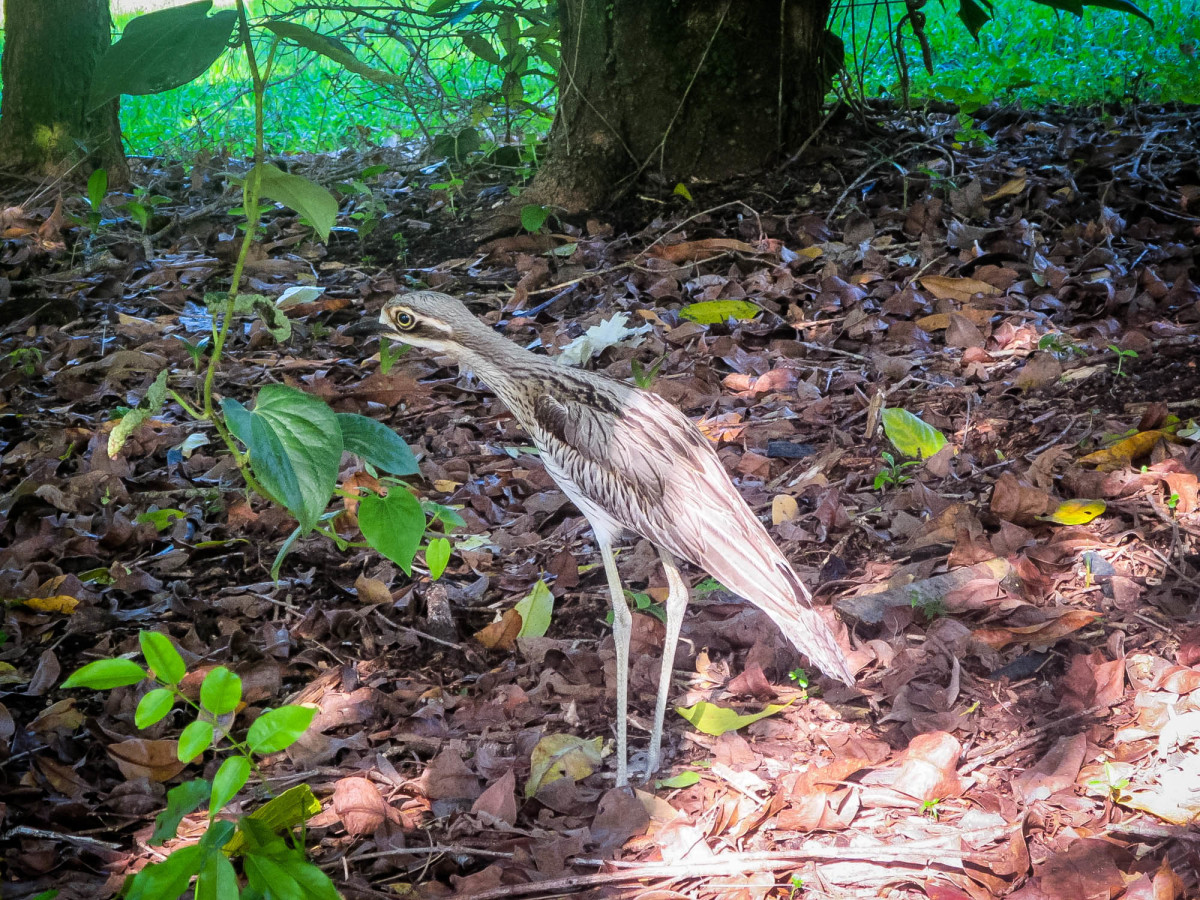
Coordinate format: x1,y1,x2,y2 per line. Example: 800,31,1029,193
344,317,389,339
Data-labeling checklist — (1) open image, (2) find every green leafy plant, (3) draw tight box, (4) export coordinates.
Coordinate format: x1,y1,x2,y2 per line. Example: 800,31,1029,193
788,873,805,899
873,450,921,490
429,173,466,214
519,203,551,233
920,798,942,820
1107,344,1138,377
787,667,809,688
1087,760,1132,803
5,347,43,377
909,587,947,621
1037,332,1084,359
95,2,449,579
605,589,666,625
60,631,334,900
118,186,173,233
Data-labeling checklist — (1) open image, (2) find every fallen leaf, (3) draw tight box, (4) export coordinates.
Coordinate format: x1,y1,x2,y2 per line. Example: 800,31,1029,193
1038,499,1106,525
333,776,388,836
525,734,604,798
675,700,792,737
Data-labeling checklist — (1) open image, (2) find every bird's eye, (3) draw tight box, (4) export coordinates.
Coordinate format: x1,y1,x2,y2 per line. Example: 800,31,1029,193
395,312,416,330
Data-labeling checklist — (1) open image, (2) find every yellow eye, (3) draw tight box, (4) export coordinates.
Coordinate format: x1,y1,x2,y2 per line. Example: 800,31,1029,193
395,312,416,330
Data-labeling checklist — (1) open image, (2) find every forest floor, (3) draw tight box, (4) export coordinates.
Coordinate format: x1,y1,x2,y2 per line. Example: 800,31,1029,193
2,101,1200,900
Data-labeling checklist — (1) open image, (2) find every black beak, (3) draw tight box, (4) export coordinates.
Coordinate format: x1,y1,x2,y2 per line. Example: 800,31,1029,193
344,318,388,338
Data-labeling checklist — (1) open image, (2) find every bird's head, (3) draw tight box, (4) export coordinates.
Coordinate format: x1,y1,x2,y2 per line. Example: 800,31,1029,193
377,291,491,355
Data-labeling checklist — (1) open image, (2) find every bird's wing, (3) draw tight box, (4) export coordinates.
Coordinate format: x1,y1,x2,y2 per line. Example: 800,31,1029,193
532,386,854,684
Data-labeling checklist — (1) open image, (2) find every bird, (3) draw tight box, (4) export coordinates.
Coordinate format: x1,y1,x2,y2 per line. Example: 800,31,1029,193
373,291,855,786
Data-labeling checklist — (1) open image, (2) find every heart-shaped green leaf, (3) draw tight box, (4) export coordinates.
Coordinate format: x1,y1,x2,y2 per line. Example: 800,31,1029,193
337,413,419,475
222,385,343,533
359,489,425,575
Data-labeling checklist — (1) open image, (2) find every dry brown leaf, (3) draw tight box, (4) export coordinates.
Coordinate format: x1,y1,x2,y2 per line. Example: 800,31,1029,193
983,171,1028,201
474,607,523,651
771,494,799,525
332,776,388,835
919,275,1000,303
892,732,971,801
1013,733,1086,802
107,738,187,782
1014,351,1063,391
990,472,1055,524
648,238,763,263
471,769,518,826
973,608,1102,651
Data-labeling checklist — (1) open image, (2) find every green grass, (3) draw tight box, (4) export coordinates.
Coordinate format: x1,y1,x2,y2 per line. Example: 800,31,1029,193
834,0,1200,109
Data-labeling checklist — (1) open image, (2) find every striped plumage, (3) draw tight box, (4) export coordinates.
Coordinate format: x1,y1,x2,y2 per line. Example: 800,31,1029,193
376,291,855,786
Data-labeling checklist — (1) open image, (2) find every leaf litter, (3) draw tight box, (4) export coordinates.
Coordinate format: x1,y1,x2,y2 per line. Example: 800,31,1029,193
1,103,1200,898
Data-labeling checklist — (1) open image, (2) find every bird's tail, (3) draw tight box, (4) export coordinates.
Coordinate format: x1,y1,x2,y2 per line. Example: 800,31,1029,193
704,549,856,685
763,562,856,685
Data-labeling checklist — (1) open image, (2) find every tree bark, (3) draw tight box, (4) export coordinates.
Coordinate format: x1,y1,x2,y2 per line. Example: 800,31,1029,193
525,0,834,213
0,0,127,181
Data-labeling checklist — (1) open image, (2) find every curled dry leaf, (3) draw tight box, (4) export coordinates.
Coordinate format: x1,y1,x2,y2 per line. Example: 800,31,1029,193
332,775,389,836
990,472,1056,524
106,738,187,782
892,732,971,802
973,608,1102,651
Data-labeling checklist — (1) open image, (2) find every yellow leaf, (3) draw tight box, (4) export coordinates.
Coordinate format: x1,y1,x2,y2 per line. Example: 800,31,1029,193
983,171,1027,201
881,408,948,460
525,734,605,798
772,494,799,525
432,479,461,493
223,785,322,853
1038,499,1106,525
1078,430,1178,469
673,182,693,202
0,662,24,685
675,700,793,737
18,595,79,614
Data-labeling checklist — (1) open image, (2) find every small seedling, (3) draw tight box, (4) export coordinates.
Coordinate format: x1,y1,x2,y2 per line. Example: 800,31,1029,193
1167,493,1180,510
1087,760,1131,803
173,335,211,370
631,352,668,389
788,873,805,898
379,336,409,375
788,667,809,688
1037,332,1083,359
909,588,947,620
920,798,942,819
873,451,920,490
5,347,42,376
1107,344,1138,377
606,589,666,624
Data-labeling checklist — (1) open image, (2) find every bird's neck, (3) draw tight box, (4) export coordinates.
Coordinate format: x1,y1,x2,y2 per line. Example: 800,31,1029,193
453,328,557,414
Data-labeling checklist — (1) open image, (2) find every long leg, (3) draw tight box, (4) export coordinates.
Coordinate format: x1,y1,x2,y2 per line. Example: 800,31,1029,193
599,538,632,787
647,547,689,777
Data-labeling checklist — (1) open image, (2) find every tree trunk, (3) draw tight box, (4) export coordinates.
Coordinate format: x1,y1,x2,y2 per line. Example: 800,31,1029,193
526,0,833,213
0,0,127,181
